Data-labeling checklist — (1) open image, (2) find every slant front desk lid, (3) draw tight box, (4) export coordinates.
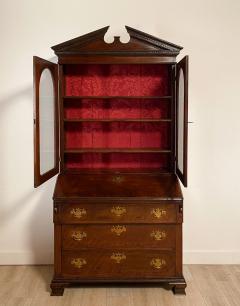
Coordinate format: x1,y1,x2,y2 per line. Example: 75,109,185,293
53,173,183,201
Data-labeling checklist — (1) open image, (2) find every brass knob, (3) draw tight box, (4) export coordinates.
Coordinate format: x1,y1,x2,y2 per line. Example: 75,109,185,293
110,252,126,264
150,230,167,241
71,231,87,241
111,206,126,217
71,258,87,269
150,258,166,269
111,225,126,236
70,208,86,219
112,175,124,183
151,208,167,219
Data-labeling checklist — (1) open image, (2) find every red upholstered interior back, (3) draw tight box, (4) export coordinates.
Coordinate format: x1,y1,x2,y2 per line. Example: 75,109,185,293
65,153,170,170
64,64,171,171
65,64,169,96
65,122,170,149
64,99,170,119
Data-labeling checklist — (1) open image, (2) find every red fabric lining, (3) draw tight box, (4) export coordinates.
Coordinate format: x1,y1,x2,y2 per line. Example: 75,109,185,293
65,153,170,170
64,99,170,119
65,64,169,96
64,64,171,171
65,122,170,149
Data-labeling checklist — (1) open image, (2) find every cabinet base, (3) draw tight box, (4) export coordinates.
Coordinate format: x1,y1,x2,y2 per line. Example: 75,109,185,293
169,281,187,294
50,277,186,296
50,281,68,296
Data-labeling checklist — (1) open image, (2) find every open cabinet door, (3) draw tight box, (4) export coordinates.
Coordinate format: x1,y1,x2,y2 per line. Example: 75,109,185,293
33,56,59,187
176,56,188,187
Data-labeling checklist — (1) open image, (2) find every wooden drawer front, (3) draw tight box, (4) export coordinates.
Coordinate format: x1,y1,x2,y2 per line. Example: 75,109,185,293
62,250,175,278
62,224,175,250
59,203,177,224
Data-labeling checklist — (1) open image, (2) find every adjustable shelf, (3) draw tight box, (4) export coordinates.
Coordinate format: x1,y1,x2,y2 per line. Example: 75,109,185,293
64,148,172,153
63,96,172,100
64,118,172,122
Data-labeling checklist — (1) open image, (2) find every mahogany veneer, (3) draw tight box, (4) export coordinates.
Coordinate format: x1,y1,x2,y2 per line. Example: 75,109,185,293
61,250,176,278
62,224,176,249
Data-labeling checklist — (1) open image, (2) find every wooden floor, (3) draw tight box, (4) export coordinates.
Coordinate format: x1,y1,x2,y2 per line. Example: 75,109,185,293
0,265,240,306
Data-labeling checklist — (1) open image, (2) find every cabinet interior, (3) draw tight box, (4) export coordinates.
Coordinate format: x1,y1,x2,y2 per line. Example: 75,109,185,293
63,64,174,171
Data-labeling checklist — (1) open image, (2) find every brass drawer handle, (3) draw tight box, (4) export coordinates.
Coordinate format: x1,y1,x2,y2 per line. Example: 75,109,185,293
71,258,87,269
110,252,126,264
112,175,124,183
111,206,126,217
111,225,126,236
151,208,167,219
150,230,167,241
71,231,87,241
70,208,86,219
150,258,166,269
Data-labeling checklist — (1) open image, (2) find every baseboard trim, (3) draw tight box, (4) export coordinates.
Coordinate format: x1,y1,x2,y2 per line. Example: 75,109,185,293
0,251,53,265
0,251,239,265
183,250,240,264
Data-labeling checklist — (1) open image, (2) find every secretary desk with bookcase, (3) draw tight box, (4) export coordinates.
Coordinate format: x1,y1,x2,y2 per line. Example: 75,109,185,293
33,26,189,295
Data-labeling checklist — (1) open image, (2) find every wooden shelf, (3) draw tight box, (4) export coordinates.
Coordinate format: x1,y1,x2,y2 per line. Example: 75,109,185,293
64,118,172,122
64,148,171,153
63,96,172,100
63,168,170,174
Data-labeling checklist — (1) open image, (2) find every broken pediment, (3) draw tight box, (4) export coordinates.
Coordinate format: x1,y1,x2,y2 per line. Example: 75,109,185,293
51,26,183,56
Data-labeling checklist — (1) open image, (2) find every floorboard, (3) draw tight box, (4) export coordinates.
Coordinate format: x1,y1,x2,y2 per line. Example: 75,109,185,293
0,265,239,306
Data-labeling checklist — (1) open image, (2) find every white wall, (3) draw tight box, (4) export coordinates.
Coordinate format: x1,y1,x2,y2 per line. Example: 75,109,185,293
0,0,240,265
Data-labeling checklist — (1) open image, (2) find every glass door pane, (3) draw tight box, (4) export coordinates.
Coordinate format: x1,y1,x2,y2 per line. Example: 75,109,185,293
177,68,184,174
33,57,59,187
39,68,55,174
176,56,188,187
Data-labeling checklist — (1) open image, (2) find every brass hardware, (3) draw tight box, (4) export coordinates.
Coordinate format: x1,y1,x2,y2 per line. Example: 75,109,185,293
71,258,87,269
111,206,126,217
110,252,126,264
54,207,58,213
150,258,166,269
151,208,167,219
112,175,124,184
150,230,167,241
70,208,87,219
71,231,87,241
111,225,126,236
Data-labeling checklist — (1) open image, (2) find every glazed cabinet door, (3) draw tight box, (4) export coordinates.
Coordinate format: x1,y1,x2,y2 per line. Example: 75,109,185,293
33,57,59,187
176,56,188,187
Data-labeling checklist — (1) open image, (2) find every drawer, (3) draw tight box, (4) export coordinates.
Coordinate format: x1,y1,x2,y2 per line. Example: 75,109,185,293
57,202,177,224
62,250,176,278
62,224,176,250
